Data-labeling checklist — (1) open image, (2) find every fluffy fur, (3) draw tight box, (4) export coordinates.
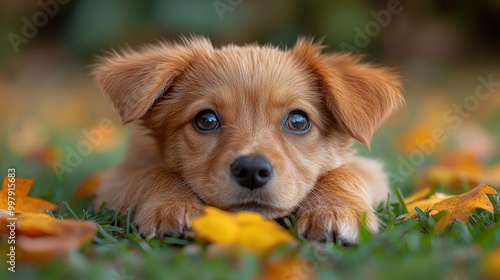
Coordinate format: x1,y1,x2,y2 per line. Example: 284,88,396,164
92,36,403,244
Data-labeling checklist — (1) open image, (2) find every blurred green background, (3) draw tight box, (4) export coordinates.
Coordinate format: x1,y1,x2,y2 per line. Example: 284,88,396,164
1,0,499,199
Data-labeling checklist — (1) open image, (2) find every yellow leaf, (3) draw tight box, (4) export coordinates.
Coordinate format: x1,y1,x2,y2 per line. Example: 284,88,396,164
430,185,497,233
237,221,293,252
0,176,58,213
192,207,239,245
404,187,434,205
192,206,294,254
405,192,453,220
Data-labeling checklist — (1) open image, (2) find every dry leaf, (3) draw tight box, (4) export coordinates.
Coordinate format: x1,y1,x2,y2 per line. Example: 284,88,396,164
421,151,500,189
404,187,434,205
398,125,438,155
483,247,500,280
405,191,453,220
74,174,102,199
192,206,294,254
0,176,58,213
260,256,315,280
0,209,97,263
397,95,451,154
431,185,497,233
404,185,497,233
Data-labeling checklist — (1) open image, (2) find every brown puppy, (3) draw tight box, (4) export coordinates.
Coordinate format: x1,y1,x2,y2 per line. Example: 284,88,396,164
92,36,403,244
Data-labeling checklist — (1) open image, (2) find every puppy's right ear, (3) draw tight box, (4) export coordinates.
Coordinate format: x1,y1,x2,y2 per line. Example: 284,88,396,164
92,37,212,124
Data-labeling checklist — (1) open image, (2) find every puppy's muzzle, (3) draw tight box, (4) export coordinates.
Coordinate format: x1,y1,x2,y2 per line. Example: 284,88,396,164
230,155,273,190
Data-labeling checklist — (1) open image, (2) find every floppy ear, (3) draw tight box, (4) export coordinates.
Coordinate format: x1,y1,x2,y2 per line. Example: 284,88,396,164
293,38,403,146
92,37,213,124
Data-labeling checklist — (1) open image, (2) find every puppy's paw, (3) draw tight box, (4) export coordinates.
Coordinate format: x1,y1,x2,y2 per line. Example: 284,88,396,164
295,207,378,244
134,201,205,237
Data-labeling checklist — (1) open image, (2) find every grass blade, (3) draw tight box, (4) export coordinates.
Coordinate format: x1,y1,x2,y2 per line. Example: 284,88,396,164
63,201,80,220
395,188,408,214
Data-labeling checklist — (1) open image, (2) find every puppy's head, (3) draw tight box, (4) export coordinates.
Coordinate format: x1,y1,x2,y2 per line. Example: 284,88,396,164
93,36,403,218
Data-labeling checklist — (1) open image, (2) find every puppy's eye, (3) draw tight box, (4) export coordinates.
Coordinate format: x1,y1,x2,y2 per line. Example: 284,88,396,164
194,110,220,132
285,111,311,133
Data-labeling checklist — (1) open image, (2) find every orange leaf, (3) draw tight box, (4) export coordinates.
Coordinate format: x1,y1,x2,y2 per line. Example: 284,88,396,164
398,125,436,154
260,256,314,280
0,209,96,263
0,176,58,213
430,185,497,233
74,174,102,199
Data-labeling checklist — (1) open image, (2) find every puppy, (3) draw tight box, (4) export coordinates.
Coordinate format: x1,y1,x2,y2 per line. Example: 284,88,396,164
92,36,403,244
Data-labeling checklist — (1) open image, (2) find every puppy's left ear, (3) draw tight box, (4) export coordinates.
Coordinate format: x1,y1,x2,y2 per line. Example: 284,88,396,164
293,39,403,146
92,36,212,124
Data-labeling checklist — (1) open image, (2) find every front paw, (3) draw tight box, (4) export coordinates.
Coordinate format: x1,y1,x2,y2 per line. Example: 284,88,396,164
134,201,205,237
295,206,378,244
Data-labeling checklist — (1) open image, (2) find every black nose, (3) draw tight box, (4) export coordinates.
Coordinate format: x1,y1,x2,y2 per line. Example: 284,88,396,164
230,155,273,190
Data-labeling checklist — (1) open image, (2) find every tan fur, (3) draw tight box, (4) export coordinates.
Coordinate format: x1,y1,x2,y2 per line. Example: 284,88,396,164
93,36,403,243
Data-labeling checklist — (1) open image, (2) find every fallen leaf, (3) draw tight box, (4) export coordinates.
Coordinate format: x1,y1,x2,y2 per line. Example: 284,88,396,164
431,185,497,233
192,206,294,254
405,190,453,220
11,212,56,237
396,95,451,154
483,247,500,280
403,185,497,233
192,206,239,246
421,151,500,190
0,176,58,213
398,125,437,155
404,187,434,205
74,174,102,199
260,256,314,280
0,209,97,263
